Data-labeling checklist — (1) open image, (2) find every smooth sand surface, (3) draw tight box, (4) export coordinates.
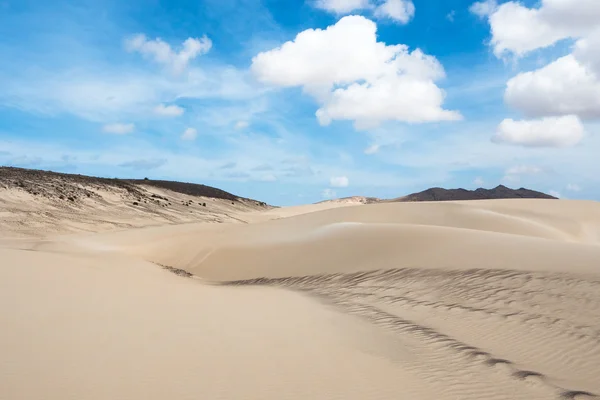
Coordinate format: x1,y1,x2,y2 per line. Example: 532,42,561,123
2,198,600,399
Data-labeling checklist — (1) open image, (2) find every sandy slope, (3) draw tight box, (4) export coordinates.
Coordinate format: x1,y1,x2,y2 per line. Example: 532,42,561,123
0,185,266,238
2,198,600,400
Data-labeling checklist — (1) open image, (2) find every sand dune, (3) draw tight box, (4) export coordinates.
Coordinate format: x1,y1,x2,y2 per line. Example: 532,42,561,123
2,197,600,399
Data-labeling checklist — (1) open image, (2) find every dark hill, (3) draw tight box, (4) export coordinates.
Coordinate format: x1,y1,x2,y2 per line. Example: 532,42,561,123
0,166,266,204
395,185,557,202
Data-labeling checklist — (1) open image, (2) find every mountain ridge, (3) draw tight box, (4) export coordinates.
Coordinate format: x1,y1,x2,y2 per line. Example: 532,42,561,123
319,185,557,204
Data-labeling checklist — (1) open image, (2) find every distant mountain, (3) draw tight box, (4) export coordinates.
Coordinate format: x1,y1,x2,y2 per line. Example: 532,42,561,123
392,185,557,202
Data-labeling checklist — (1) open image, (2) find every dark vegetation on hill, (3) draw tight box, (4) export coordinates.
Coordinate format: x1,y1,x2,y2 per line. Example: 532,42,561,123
395,185,558,202
0,166,267,205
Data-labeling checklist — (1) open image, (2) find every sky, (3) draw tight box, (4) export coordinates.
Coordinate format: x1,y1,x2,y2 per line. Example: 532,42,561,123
0,0,599,205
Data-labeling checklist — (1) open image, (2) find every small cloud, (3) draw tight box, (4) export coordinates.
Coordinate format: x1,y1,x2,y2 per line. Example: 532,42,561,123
446,10,456,22
330,175,349,188
549,190,562,199
566,183,581,192
119,158,167,170
503,165,543,182
125,34,212,74
181,127,197,141
505,165,543,175
103,123,135,135
364,144,380,155
503,174,520,183
322,188,337,199
154,104,184,117
235,120,249,129
374,0,415,24
219,162,237,170
469,0,497,19
473,177,484,186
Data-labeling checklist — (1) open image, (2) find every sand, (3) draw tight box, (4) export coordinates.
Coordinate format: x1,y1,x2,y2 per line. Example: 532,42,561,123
2,195,600,400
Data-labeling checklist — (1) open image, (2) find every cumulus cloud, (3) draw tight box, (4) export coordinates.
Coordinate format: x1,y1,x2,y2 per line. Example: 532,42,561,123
181,127,197,141
374,0,415,24
251,16,460,129
477,0,600,58
473,177,485,186
154,104,184,117
493,116,584,147
330,175,349,187
475,1,600,146
125,34,212,74
469,0,497,19
313,0,415,24
505,55,600,119
102,123,135,134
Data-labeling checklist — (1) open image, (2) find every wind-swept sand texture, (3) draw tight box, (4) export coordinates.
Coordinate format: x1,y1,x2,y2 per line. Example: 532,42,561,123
2,198,600,400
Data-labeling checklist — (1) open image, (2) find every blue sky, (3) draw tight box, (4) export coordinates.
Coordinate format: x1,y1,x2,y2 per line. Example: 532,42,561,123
1,0,598,205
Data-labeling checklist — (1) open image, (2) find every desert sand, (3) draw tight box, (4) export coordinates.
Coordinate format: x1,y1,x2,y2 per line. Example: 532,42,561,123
2,191,600,399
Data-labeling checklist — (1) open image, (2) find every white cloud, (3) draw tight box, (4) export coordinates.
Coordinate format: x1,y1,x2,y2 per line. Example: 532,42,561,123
125,34,212,74
102,123,135,134
330,175,349,187
469,0,497,19
473,177,484,186
549,190,562,198
475,1,600,145
502,165,545,183
251,16,460,129
314,0,414,24
364,143,380,154
478,0,600,58
313,0,371,14
446,10,456,22
505,55,600,119
322,188,337,199
566,183,581,191
493,116,584,147
502,165,544,183
235,120,249,129
374,0,415,24
154,104,184,117
505,165,544,175
1,63,263,123
574,30,600,77
181,127,197,141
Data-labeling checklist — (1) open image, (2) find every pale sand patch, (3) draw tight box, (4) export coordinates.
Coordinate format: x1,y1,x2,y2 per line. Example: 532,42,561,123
2,198,600,399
